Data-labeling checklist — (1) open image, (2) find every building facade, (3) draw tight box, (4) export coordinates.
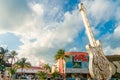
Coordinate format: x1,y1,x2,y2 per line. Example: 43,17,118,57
15,66,46,79
53,52,120,80
65,52,89,80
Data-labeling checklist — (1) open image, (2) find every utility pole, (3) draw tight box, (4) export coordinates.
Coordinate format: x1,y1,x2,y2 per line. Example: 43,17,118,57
79,3,112,80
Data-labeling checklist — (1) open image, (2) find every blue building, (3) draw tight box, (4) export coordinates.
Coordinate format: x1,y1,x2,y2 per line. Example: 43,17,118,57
65,52,90,80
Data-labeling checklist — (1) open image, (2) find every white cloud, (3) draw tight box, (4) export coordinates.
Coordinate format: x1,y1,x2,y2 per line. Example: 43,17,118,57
0,0,81,66
102,24,120,55
29,3,44,16
113,25,120,39
104,46,120,55
69,47,78,52
115,5,120,21
16,9,83,66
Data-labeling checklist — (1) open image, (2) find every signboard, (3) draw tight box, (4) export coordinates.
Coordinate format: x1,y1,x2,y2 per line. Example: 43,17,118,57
73,54,88,62
65,54,89,70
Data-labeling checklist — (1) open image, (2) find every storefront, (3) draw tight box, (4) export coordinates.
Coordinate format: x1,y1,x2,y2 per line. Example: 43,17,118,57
65,52,90,80
53,52,120,80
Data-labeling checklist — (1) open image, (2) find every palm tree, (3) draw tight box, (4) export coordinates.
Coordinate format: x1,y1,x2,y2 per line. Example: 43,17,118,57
37,71,47,80
7,67,17,80
5,50,18,80
54,49,69,74
9,50,18,66
51,70,59,79
43,63,51,73
0,47,8,61
14,58,31,78
0,47,9,79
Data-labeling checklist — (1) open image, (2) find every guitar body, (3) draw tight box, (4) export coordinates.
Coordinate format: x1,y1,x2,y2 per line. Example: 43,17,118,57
86,40,112,80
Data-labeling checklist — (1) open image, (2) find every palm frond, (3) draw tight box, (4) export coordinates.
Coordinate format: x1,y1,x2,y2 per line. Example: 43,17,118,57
54,49,66,60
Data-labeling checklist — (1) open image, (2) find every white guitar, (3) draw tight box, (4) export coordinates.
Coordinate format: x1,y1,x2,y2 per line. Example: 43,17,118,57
79,3,112,80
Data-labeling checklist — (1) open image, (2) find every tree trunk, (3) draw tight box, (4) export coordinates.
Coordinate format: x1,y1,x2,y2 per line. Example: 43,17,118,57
20,68,23,80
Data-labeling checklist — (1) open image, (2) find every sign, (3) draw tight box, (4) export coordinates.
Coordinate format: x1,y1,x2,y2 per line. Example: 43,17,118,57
65,54,88,69
73,54,88,62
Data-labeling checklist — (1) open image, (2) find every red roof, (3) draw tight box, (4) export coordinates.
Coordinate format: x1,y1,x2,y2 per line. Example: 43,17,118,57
65,52,88,56
31,66,44,70
16,66,46,73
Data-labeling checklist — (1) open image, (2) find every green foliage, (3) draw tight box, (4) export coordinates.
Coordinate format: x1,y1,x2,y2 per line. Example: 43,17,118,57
9,50,18,65
7,67,17,76
54,49,70,60
0,47,8,71
43,63,51,73
51,70,60,79
0,64,5,71
14,57,31,75
37,71,47,79
0,47,8,54
14,58,31,69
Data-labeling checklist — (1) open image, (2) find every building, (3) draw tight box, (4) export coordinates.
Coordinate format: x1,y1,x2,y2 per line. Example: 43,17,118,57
53,52,120,80
106,55,120,78
65,52,89,79
52,52,90,79
16,66,45,74
51,61,59,73
15,66,46,79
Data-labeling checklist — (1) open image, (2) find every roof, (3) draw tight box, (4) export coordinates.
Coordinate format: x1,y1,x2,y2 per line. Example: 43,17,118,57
65,52,88,56
106,55,120,61
31,66,44,70
16,66,45,73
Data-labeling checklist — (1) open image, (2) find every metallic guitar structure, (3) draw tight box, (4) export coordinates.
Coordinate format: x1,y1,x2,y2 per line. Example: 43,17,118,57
79,3,112,80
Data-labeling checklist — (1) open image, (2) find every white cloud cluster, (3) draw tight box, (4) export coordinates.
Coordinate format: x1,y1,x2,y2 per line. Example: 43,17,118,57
104,46,120,55
6,1,82,66
100,24,120,55
29,3,44,16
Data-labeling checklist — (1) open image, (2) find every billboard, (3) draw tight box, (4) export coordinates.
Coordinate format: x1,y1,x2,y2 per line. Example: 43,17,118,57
65,53,89,73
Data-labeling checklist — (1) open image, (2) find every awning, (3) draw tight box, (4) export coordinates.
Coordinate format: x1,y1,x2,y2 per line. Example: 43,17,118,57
65,68,89,73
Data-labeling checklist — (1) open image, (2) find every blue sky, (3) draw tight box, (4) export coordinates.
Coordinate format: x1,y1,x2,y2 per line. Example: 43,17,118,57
0,0,120,66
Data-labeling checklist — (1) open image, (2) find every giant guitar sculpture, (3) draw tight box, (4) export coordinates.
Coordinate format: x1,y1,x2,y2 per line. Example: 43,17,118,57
79,3,112,80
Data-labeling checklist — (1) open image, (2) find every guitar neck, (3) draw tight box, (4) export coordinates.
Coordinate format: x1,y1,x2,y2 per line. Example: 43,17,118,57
79,3,96,47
